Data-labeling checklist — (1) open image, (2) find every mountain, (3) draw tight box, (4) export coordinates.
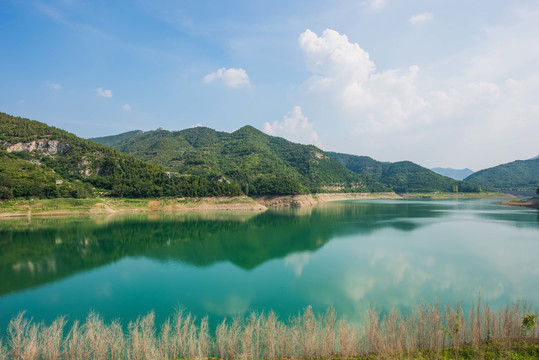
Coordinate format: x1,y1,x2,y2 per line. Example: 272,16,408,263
92,129,144,148
91,126,389,195
430,167,474,181
328,152,482,193
527,155,539,161
0,112,241,199
464,158,539,190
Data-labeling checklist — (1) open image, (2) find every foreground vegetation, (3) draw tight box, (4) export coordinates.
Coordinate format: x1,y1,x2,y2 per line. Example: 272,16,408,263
1,299,537,359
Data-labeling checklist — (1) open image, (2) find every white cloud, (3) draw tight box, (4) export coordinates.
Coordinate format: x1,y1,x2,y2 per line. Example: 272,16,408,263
96,88,112,98
202,67,250,88
122,104,131,110
298,29,427,133
47,81,61,90
362,0,389,11
296,27,539,169
298,29,375,86
409,12,434,25
264,106,320,145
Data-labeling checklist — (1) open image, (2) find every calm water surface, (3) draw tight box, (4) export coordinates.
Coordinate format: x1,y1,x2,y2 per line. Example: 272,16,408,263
0,198,538,330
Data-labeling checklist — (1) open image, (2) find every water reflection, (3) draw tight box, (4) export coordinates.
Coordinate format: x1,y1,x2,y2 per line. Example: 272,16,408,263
0,201,448,295
0,199,537,330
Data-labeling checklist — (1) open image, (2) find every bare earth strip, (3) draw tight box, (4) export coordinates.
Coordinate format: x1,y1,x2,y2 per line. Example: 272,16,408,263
0,192,513,218
499,196,539,210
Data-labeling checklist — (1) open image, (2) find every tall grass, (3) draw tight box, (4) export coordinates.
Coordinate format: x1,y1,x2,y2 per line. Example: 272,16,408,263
1,298,537,359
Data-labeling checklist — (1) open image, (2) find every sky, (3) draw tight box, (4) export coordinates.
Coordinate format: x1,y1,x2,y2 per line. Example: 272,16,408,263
1,0,538,171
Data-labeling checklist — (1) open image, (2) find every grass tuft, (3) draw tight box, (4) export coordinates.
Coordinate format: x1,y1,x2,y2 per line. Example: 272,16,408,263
0,298,537,359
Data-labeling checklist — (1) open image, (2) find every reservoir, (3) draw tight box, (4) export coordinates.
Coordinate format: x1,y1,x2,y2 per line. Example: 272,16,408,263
0,198,538,330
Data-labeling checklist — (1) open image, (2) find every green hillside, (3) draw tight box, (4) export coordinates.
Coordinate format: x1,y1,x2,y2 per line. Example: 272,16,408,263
91,126,388,195
0,112,241,199
91,129,143,148
464,158,539,190
328,152,481,193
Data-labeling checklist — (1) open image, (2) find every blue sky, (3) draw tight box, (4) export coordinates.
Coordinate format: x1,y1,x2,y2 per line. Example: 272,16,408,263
1,0,538,170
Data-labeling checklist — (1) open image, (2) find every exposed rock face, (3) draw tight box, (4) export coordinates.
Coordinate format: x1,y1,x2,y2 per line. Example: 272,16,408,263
6,139,70,154
313,151,327,159
77,157,93,178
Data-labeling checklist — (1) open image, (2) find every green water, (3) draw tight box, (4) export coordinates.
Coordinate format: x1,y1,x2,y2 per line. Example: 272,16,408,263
0,198,538,330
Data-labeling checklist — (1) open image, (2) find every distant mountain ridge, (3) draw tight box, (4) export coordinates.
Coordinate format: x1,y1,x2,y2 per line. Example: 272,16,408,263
91,126,387,195
327,152,481,193
430,167,474,181
465,158,539,190
92,128,481,194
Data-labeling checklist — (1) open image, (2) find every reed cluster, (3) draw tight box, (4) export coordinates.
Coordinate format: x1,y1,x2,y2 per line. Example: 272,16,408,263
1,298,537,360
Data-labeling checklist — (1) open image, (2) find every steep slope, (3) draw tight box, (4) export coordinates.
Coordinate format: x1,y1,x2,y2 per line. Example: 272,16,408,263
430,167,474,181
91,126,388,194
465,158,539,190
328,152,481,193
0,112,241,199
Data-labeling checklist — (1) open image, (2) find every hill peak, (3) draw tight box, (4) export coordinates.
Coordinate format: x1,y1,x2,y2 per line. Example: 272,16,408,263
233,125,265,136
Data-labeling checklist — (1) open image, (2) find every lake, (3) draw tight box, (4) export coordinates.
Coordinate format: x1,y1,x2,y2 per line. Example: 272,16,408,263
0,198,538,331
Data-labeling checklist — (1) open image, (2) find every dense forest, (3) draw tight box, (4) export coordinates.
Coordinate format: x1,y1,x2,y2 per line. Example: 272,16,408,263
0,112,241,199
0,111,497,200
464,158,539,190
91,126,388,195
328,152,482,193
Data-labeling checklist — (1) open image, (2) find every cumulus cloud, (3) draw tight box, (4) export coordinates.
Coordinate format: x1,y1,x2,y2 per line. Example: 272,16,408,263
409,12,434,24
202,67,250,88
297,28,521,134
122,104,131,110
296,27,539,169
264,106,320,145
96,88,112,98
298,28,428,133
299,29,375,86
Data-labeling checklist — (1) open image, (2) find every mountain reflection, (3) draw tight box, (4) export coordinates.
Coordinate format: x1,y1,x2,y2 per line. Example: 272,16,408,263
0,200,448,295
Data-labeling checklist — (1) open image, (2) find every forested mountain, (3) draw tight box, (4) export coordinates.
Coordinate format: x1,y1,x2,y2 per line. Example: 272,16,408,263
328,152,481,193
430,167,474,181
91,126,388,195
0,112,241,199
464,158,539,190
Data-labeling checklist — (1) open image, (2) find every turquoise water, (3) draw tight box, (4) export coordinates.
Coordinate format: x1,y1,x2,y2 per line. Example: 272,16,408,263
0,198,538,330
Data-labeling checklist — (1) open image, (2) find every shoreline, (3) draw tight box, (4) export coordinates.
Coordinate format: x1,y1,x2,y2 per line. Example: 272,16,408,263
499,196,539,210
0,192,513,218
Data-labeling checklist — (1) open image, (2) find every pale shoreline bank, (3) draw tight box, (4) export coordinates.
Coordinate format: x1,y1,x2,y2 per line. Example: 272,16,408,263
499,196,539,210
0,192,514,218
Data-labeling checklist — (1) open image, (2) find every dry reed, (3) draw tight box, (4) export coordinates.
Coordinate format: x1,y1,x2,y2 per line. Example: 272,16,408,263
0,297,537,359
